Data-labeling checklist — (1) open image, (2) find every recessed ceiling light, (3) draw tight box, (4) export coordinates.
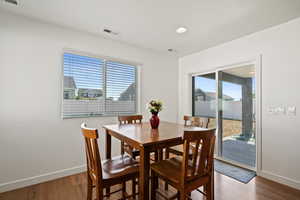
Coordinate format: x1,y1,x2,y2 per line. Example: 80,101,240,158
176,27,187,34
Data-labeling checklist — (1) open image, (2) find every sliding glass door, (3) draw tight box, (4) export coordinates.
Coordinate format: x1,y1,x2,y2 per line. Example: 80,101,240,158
219,65,256,168
192,73,217,129
192,64,256,169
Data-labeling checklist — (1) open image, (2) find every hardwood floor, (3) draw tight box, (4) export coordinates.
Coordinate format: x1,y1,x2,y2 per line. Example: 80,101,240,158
1,172,300,200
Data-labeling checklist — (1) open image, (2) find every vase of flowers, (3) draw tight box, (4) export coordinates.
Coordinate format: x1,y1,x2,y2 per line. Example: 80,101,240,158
147,100,163,129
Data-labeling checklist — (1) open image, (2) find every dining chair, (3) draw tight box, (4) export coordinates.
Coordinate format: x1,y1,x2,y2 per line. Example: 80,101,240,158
183,116,210,128
165,116,210,158
151,129,216,200
118,115,162,162
118,115,143,159
81,123,139,200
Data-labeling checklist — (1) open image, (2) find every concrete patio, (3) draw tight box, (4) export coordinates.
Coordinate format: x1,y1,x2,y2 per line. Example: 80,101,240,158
222,137,256,167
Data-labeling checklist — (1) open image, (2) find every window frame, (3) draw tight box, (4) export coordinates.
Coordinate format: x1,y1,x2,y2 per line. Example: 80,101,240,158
61,49,141,119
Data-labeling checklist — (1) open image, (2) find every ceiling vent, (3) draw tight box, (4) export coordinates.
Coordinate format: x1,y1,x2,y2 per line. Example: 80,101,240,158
103,28,119,36
3,0,19,6
168,48,177,52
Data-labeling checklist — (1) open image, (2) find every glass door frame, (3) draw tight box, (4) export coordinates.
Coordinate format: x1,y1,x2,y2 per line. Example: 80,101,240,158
191,57,262,172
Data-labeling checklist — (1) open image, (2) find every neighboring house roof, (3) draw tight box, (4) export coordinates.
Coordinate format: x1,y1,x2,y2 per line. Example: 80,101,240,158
78,88,103,96
206,92,234,101
195,88,234,101
194,88,206,97
119,83,136,101
64,76,77,89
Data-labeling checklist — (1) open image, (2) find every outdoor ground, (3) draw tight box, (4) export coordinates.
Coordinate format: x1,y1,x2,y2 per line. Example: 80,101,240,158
208,118,256,167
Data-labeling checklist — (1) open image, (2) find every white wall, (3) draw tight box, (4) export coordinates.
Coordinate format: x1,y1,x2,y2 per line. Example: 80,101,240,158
179,17,300,189
0,10,178,192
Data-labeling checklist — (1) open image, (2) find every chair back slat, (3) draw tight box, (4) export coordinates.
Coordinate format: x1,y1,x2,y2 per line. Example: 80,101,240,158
191,140,200,175
81,123,103,186
183,116,210,128
181,140,190,184
181,129,216,183
206,133,216,173
118,115,143,124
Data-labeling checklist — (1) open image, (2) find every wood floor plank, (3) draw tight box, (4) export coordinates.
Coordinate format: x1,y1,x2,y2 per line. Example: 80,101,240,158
1,172,300,200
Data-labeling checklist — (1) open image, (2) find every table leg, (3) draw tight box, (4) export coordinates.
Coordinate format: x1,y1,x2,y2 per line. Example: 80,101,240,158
155,151,158,162
105,129,111,159
158,149,163,161
212,162,215,200
139,147,150,200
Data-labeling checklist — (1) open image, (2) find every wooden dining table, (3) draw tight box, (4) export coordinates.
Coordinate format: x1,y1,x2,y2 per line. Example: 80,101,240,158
103,121,210,200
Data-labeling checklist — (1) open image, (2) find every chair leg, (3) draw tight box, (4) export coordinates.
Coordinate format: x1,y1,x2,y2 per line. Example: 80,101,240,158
174,191,179,200
158,149,163,161
129,146,135,159
132,178,136,200
211,170,215,200
95,183,104,200
165,147,170,159
179,189,186,200
164,182,169,191
203,175,215,200
151,171,157,200
121,141,125,155
204,179,213,200
155,150,159,162
86,175,93,200
122,181,126,199
106,187,110,198
204,183,207,194
164,147,170,191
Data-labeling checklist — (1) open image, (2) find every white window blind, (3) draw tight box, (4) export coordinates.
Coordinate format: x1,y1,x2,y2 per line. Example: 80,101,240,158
106,61,136,114
62,52,137,118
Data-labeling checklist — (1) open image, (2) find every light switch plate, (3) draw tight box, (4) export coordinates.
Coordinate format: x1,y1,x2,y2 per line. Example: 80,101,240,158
276,106,286,115
287,106,296,116
268,106,286,115
268,106,275,114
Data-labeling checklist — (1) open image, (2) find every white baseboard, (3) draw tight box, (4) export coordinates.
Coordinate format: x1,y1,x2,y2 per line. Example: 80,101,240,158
257,170,300,190
1,165,299,194
0,165,87,193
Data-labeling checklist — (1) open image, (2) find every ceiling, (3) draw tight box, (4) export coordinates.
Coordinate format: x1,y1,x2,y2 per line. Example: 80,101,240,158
1,0,300,56
224,65,255,78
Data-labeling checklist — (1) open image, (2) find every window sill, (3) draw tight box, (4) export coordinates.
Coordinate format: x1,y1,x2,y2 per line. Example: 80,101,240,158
62,113,138,119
